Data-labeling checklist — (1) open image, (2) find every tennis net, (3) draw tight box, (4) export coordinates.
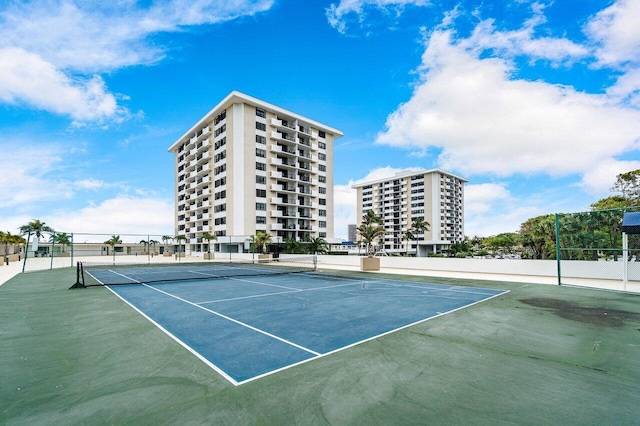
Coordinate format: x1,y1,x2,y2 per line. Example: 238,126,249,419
72,256,318,288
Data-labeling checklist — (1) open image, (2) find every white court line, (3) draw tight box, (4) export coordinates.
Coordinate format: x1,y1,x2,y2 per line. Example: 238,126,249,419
197,281,362,305
143,283,322,357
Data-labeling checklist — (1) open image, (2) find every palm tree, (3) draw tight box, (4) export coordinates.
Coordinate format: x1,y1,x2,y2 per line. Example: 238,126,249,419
306,236,329,255
19,219,53,255
149,239,159,255
252,231,272,254
403,230,415,255
162,235,173,255
202,232,216,258
0,232,26,261
139,239,149,254
50,232,72,253
283,238,305,254
19,219,53,240
362,209,383,226
104,235,122,262
175,235,187,258
357,223,387,257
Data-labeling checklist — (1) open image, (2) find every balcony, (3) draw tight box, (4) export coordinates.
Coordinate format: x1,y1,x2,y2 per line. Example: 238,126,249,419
271,197,297,206
270,144,297,156
271,157,297,168
271,184,296,193
270,118,296,130
270,210,297,218
271,171,297,181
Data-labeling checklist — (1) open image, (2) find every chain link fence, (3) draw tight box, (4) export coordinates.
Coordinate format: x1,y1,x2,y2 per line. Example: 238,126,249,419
557,206,640,291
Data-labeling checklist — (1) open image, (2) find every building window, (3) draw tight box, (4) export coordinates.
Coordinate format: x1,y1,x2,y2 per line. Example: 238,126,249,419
256,176,266,185
256,122,266,131
256,135,266,144
256,202,266,211
214,124,226,137
319,187,326,194
318,141,326,149
215,137,226,149
318,130,326,138
256,189,266,198
319,176,326,183
319,209,326,217
214,110,226,124
214,164,226,175
256,216,266,224
319,164,326,172
256,108,266,118
318,153,326,161
319,232,327,238
319,198,326,205
319,221,326,228
214,151,226,162
215,217,227,225
214,177,226,187
215,190,226,200
214,204,226,213
256,162,266,171
256,148,266,158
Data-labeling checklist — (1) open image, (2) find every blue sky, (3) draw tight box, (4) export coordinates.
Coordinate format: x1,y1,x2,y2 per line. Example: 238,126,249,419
1,0,639,240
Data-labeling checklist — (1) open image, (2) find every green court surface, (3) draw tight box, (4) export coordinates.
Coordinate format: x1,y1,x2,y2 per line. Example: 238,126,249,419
1,268,639,425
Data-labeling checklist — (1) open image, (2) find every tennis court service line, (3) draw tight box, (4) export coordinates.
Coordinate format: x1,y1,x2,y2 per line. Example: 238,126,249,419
143,283,322,357
196,280,366,305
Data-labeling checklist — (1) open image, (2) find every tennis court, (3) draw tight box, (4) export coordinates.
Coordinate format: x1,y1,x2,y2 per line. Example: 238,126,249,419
84,260,506,385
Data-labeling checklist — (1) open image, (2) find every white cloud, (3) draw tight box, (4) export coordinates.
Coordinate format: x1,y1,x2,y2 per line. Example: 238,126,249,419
0,48,124,124
0,144,72,209
585,0,640,68
333,166,422,239
464,183,510,216
326,0,430,33
0,0,274,122
461,4,589,65
48,195,174,236
376,28,640,183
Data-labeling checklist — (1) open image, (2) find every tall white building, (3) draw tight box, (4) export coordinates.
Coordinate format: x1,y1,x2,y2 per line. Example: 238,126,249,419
168,91,343,255
352,169,467,255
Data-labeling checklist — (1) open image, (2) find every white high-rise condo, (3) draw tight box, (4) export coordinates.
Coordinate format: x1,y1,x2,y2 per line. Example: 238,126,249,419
352,169,467,256
168,91,343,255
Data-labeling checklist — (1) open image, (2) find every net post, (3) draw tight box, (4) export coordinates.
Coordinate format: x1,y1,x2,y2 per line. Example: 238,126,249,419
69,261,86,289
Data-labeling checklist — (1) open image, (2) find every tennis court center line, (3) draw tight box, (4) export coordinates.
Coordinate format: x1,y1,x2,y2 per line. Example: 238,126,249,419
143,283,322,357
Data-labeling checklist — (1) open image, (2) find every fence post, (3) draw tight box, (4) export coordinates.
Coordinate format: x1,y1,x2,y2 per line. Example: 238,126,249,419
555,214,562,286
623,232,628,291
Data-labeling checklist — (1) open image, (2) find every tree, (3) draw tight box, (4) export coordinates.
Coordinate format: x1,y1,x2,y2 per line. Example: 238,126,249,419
611,169,640,205
149,239,159,254
50,232,72,253
251,231,272,254
282,238,305,254
162,235,173,253
104,235,122,261
403,230,415,255
305,236,329,255
357,211,387,256
139,239,149,253
520,215,555,259
175,235,187,257
202,232,216,256
19,219,53,241
362,209,383,226
1,231,26,258
357,220,387,257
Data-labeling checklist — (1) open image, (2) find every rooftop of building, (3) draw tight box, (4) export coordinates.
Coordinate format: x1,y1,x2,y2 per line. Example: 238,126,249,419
168,91,344,152
351,168,468,189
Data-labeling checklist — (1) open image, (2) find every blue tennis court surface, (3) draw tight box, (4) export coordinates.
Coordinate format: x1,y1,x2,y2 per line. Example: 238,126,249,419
94,270,507,385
